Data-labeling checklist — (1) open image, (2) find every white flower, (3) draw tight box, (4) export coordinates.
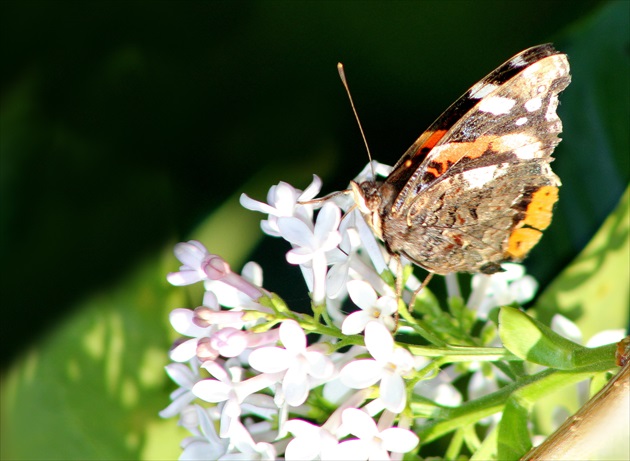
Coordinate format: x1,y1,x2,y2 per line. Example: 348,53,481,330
551,314,625,348
335,408,419,461
179,405,228,460
353,160,393,183
160,361,203,419
221,420,277,460
167,240,213,286
205,261,268,311
248,320,334,406
277,202,342,305
467,263,538,319
585,329,626,347
342,280,397,334
351,208,390,275
340,322,413,413
192,360,282,437
551,314,583,344
202,254,265,300
167,241,265,301
326,222,362,300
168,307,214,362
284,419,340,461
206,327,279,358
240,175,322,237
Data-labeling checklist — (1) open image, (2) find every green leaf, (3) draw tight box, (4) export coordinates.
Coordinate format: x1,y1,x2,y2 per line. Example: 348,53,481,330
497,396,532,460
1,253,186,460
535,186,629,339
499,306,586,369
470,424,498,461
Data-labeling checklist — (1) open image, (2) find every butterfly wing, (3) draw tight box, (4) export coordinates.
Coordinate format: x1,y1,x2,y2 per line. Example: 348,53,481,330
379,44,571,274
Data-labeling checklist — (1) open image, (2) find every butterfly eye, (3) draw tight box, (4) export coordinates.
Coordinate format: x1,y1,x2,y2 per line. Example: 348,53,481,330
350,181,371,214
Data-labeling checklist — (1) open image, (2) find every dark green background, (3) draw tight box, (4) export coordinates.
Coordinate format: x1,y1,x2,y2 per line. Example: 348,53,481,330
1,1,629,459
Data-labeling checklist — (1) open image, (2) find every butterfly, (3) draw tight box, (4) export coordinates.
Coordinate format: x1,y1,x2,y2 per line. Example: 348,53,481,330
350,44,571,275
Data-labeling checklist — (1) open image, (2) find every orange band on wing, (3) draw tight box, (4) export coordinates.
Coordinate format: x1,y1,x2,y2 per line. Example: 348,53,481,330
506,186,559,259
423,136,496,178
422,129,448,150
522,185,558,230
506,228,543,259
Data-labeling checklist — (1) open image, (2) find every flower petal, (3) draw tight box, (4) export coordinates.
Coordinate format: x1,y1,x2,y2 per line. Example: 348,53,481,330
380,427,419,453
167,270,204,286
347,280,377,311
277,216,313,247
340,359,382,389
379,372,406,413
304,350,333,379
169,338,199,362
192,379,232,403
342,311,371,335
239,193,276,214
164,363,197,388
334,439,371,461
174,241,208,268
299,175,323,201
169,308,210,336
341,408,378,439
365,321,394,363
248,346,291,373
280,320,307,352
314,202,341,240
286,247,315,265
283,363,309,406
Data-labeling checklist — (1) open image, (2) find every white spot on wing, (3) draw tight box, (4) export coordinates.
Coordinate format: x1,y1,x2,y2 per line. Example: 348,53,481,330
461,165,499,188
515,117,528,126
510,55,528,67
469,82,499,99
514,142,542,159
524,97,542,112
545,94,560,121
494,133,542,159
478,96,516,115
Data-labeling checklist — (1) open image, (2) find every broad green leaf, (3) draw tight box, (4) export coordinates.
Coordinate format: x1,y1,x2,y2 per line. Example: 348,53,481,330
499,307,586,369
497,396,532,461
499,306,618,370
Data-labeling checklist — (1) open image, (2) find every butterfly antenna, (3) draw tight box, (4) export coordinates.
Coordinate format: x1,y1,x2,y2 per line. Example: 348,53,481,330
338,63,375,179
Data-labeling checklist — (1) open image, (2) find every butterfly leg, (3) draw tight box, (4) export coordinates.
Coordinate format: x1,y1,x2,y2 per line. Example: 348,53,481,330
409,272,434,312
392,254,404,329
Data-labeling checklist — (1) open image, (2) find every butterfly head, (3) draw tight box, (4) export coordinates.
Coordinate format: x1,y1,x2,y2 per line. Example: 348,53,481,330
350,180,384,240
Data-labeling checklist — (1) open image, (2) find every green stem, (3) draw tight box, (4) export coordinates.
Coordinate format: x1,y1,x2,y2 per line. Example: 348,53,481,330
415,362,612,443
408,345,518,362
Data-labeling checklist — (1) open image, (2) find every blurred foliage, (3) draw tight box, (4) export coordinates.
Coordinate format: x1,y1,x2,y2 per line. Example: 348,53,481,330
1,1,628,459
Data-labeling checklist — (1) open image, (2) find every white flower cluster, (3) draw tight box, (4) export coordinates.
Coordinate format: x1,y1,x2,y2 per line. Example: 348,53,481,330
161,163,546,460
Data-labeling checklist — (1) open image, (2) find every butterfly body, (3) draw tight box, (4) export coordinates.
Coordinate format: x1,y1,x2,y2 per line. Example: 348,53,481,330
351,44,571,275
